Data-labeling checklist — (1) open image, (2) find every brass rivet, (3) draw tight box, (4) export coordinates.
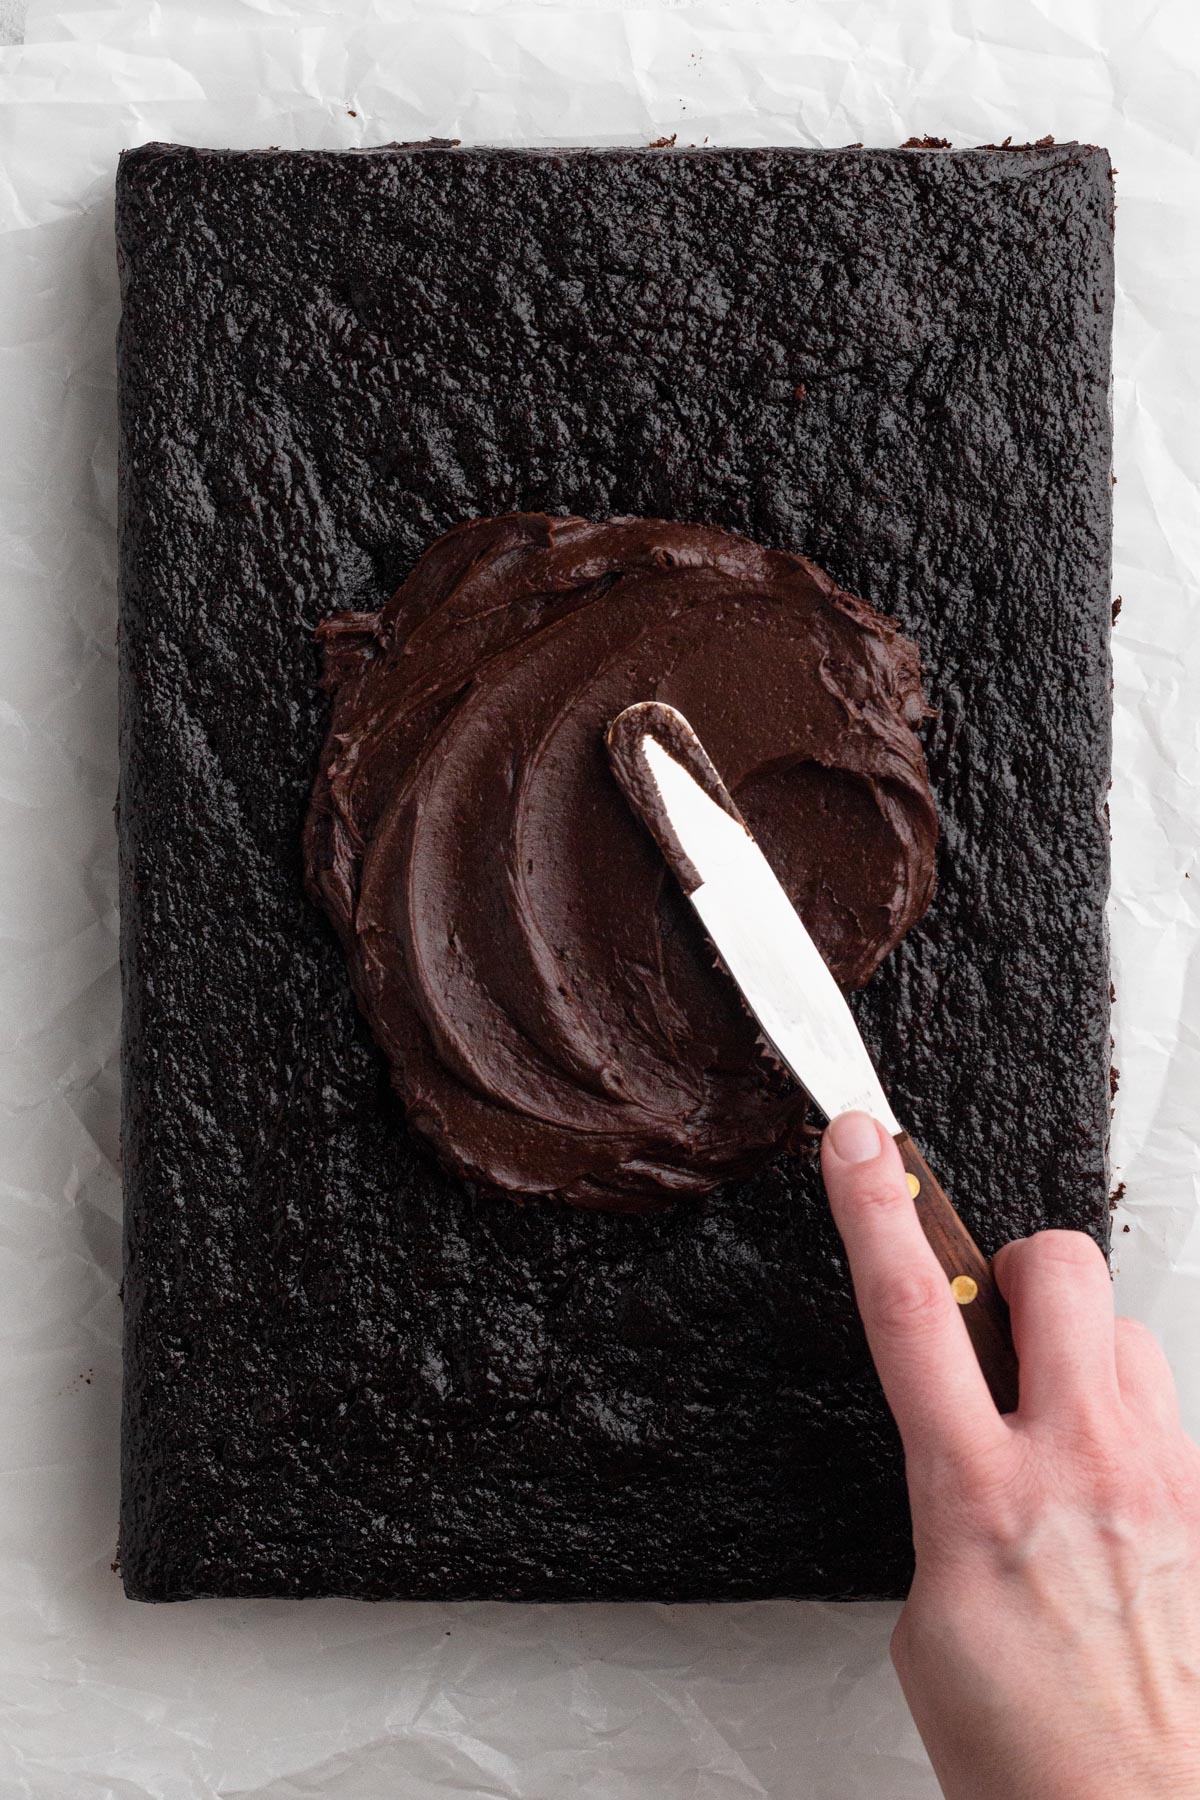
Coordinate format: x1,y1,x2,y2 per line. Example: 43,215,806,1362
951,1275,979,1305
906,1172,920,1198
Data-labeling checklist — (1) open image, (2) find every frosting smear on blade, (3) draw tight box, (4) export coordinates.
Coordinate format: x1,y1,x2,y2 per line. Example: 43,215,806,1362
304,514,938,1210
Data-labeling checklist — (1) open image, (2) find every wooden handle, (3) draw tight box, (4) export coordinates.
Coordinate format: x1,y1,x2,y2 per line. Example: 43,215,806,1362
894,1133,1020,1415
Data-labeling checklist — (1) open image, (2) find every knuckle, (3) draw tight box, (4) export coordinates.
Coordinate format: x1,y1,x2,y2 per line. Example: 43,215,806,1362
1092,1466,1153,1520
953,1442,1029,1528
1116,1317,1169,1372
1021,1229,1107,1278
1060,1425,1145,1507
1115,1319,1179,1412
1115,1316,1164,1361
853,1176,910,1212
869,1268,947,1337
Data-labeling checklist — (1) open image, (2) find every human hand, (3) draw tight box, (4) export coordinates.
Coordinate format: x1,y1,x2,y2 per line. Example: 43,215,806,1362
821,1111,1200,1800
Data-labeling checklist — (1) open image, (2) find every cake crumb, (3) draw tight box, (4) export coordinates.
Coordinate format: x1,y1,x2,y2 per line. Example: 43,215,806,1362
901,135,951,149
647,134,678,149
1112,594,1123,622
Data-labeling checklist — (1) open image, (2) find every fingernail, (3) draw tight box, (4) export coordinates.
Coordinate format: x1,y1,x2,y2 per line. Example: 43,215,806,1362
827,1112,882,1164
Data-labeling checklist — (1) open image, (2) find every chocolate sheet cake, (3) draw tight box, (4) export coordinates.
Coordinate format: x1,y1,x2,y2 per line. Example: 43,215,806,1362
117,142,1114,1602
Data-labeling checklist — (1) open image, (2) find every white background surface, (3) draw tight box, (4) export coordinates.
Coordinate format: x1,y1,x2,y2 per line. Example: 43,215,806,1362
1,2,1198,1795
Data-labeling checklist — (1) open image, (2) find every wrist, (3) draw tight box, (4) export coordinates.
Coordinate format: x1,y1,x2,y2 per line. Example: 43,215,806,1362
993,1736,1200,1800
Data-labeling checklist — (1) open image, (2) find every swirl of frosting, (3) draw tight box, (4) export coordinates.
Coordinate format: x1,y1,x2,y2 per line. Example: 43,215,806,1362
305,514,937,1210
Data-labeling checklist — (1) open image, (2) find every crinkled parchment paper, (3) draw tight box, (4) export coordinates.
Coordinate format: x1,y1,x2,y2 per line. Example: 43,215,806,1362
1,1,1197,1794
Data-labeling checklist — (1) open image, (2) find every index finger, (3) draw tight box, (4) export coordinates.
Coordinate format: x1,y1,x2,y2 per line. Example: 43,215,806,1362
822,1112,1011,1467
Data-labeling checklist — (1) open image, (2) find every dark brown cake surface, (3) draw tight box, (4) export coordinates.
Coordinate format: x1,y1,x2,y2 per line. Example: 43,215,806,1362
117,141,1114,1602
303,512,938,1211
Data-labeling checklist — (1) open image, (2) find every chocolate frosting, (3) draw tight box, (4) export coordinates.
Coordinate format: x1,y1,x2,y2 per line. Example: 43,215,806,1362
304,514,938,1210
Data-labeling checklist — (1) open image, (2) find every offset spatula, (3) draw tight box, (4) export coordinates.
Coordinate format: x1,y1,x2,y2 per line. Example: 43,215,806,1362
607,700,1020,1415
